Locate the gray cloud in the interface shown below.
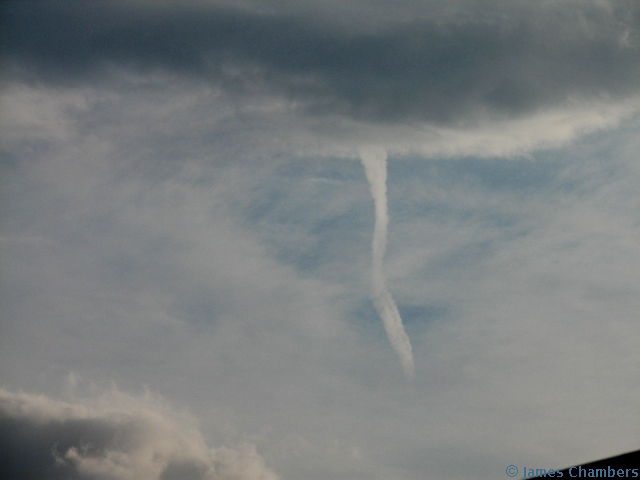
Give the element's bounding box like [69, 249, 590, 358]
[0, 388, 279, 480]
[2, 1, 639, 126]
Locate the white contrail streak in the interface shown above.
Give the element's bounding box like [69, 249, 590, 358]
[359, 146, 415, 380]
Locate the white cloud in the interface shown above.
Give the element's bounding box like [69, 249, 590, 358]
[2, 73, 640, 480]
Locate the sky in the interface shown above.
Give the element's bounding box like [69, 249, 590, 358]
[1, 1, 639, 479]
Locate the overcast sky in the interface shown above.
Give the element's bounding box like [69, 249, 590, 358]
[1, 1, 640, 479]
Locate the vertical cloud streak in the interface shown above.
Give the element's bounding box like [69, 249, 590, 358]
[360, 147, 415, 380]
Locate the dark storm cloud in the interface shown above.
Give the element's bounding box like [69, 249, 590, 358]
[2, 1, 639, 125]
[0, 389, 279, 480]
[0, 410, 114, 480]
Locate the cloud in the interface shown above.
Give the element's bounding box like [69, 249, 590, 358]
[0, 387, 279, 480]
[3, 1, 639, 129]
[2, 0, 639, 165]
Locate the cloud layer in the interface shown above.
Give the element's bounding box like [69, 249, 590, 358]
[3, 1, 640, 129]
[3, 0, 639, 165]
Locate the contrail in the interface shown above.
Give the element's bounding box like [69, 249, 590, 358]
[359, 146, 415, 379]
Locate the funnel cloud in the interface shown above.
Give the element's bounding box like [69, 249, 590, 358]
[360, 147, 415, 379]
[2, 1, 640, 478]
